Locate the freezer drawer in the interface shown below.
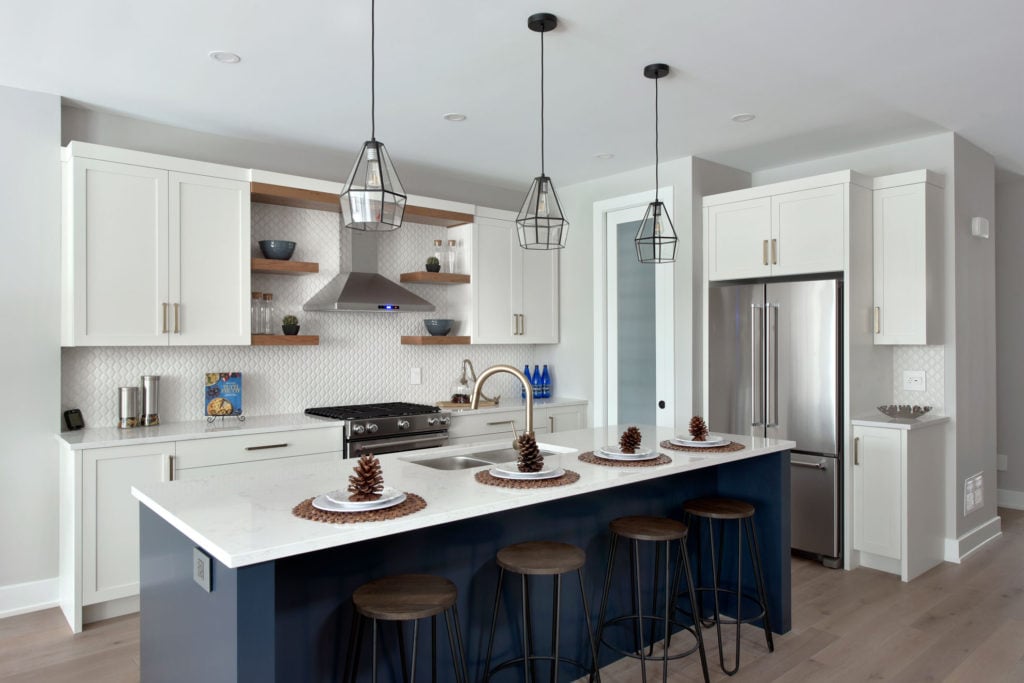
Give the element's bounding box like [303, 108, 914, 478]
[790, 452, 839, 559]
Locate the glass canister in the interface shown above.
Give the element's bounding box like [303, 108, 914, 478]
[262, 293, 275, 334]
[447, 239, 458, 274]
[432, 239, 445, 272]
[251, 291, 263, 334]
[141, 375, 160, 426]
[118, 386, 140, 429]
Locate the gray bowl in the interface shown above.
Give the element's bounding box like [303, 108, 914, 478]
[258, 240, 296, 260]
[424, 319, 454, 336]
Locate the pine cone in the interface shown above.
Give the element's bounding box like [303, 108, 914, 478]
[689, 416, 709, 441]
[517, 432, 544, 473]
[619, 426, 643, 454]
[347, 454, 385, 501]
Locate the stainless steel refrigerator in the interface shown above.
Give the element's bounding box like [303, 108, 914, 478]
[708, 277, 842, 566]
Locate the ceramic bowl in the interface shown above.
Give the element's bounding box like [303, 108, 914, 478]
[258, 240, 296, 260]
[424, 319, 454, 336]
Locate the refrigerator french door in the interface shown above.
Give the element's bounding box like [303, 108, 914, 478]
[708, 277, 842, 564]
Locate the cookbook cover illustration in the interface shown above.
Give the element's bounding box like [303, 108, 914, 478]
[205, 372, 243, 416]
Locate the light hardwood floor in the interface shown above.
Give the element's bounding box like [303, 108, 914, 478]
[2, 509, 1022, 682]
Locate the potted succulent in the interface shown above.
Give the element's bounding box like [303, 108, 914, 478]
[281, 315, 300, 335]
[425, 256, 441, 273]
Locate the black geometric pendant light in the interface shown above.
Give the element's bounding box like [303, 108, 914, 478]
[340, 0, 407, 231]
[635, 63, 678, 264]
[515, 13, 568, 250]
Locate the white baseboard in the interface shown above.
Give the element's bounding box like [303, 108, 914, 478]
[997, 488, 1024, 510]
[943, 515, 1002, 563]
[0, 578, 59, 620]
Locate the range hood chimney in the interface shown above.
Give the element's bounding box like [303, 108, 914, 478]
[303, 230, 435, 312]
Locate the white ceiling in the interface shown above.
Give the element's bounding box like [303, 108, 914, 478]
[3, 0, 1023, 191]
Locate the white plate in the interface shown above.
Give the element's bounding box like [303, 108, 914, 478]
[593, 450, 661, 462]
[489, 464, 566, 480]
[320, 486, 405, 510]
[671, 434, 728, 448]
[599, 445, 655, 458]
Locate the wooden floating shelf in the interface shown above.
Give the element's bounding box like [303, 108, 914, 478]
[250, 182, 474, 227]
[400, 335, 471, 345]
[251, 335, 320, 346]
[251, 258, 319, 275]
[399, 272, 470, 284]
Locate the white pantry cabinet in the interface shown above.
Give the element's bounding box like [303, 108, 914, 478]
[851, 419, 946, 582]
[61, 143, 251, 346]
[465, 208, 559, 344]
[871, 171, 944, 345]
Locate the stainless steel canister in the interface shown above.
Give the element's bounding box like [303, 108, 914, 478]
[118, 386, 140, 429]
[141, 375, 160, 426]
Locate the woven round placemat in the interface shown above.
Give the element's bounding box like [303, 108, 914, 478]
[578, 451, 672, 467]
[659, 440, 745, 454]
[474, 470, 580, 489]
[292, 493, 426, 524]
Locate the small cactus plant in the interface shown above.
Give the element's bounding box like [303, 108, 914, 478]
[282, 315, 298, 326]
[425, 256, 441, 272]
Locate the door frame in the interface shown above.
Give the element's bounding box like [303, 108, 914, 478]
[592, 188, 675, 428]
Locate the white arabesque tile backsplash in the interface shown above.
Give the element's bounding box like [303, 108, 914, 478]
[61, 204, 535, 427]
[892, 345, 944, 411]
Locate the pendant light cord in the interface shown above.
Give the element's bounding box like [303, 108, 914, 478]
[370, 0, 376, 141]
[540, 28, 546, 177]
[654, 75, 659, 202]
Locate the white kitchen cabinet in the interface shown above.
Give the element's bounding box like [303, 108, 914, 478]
[468, 209, 559, 344]
[61, 144, 250, 346]
[706, 197, 772, 280]
[770, 184, 846, 277]
[447, 401, 586, 445]
[851, 419, 946, 581]
[872, 171, 944, 345]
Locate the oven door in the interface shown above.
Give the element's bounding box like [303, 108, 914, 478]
[346, 432, 449, 459]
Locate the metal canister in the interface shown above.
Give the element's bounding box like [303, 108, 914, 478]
[141, 375, 160, 426]
[118, 386, 140, 429]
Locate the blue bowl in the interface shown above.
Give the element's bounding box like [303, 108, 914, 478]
[424, 319, 454, 336]
[258, 240, 296, 260]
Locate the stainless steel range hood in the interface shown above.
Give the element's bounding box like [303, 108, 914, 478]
[303, 229, 435, 312]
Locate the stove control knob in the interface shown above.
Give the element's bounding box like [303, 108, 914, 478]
[439, 416, 451, 426]
[366, 423, 379, 434]
[397, 420, 410, 430]
[351, 424, 365, 435]
[427, 417, 439, 426]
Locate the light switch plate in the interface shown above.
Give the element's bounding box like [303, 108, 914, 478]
[410, 368, 422, 385]
[193, 547, 211, 592]
[903, 370, 926, 392]
[964, 472, 984, 515]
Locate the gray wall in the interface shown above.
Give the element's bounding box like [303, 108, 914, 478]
[0, 86, 61, 599]
[996, 179, 1024, 494]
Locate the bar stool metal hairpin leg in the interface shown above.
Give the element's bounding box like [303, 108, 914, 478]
[594, 516, 709, 683]
[343, 573, 469, 683]
[682, 497, 773, 676]
[482, 541, 600, 683]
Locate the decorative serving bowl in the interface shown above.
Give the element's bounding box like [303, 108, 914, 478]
[424, 319, 454, 336]
[258, 240, 296, 260]
[877, 404, 932, 419]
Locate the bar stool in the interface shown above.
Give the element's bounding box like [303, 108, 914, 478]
[344, 574, 469, 683]
[595, 516, 709, 683]
[682, 497, 773, 675]
[483, 541, 600, 682]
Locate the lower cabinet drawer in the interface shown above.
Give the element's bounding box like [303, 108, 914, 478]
[174, 427, 344, 470]
[174, 451, 340, 480]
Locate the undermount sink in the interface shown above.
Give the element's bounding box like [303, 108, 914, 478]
[406, 445, 569, 471]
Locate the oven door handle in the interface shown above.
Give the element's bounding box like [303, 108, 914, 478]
[347, 433, 449, 457]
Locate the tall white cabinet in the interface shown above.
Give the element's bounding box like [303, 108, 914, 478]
[61, 143, 251, 346]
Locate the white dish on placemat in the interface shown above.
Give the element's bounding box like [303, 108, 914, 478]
[319, 487, 406, 511]
[599, 445, 655, 458]
[489, 464, 566, 480]
[671, 434, 728, 448]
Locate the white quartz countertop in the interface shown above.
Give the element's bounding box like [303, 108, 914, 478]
[132, 425, 794, 569]
[851, 413, 950, 430]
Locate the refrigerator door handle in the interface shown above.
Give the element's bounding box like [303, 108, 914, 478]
[766, 303, 779, 427]
[751, 303, 763, 426]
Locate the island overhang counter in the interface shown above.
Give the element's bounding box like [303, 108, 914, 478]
[133, 425, 793, 682]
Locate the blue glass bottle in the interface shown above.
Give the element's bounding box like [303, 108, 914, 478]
[541, 364, 551, 399]
[532, 365, 541, 399]
[522, 364, 531, 400]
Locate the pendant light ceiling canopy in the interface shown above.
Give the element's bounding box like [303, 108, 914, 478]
[341, 0, 407, 232]
[635, 63, 678, 264]
[516, 12, 568, 251]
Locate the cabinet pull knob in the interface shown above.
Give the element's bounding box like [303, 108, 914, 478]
[854, 436, 860, 465]
[245, 443, 289, 451]
[771, 238, 778, 265]
[173, 303, 180, 334]
[162, 303, 169, 334]
[874, 306, 880, 334]
[762, 240, 769, 266]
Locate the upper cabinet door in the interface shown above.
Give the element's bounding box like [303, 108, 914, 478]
[519, 244, 559, 343]
[473, 217, 516, 343]
[170, 172, 251, 345]
[69, 158, 169, 346]
[707, 197, 772, 281]
[771, 184, 845, 276]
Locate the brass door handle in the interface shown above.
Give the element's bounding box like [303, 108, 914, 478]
[762, 240, 769, 266]
[162, 303, 169, 334]
[771, 238, 778, 265]
[173, 303, 180, 334]
[854, 437, 860, 465]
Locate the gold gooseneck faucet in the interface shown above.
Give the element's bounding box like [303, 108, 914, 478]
[470, 364, 534, 436]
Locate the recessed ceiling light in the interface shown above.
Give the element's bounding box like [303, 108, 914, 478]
[594, 152, 615, 160]
[208, 51, 241, 64]
[443, 113, 467, 122]
[731, 113, 756, 123]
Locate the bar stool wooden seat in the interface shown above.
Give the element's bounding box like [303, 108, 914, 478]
[344, 574, 468, 682]
[683, 497, 773, 675]
[483, 541, 600, 682]
[595, 516, 709, 683]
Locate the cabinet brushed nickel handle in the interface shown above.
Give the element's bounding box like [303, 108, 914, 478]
[245, 443, 288, 451]
[874, 306, 880, 334]
[549, 415, 554, 432]
[173, 303, 180, 334]
[167, 454, 176, 482]
[520, 314, 525, 336]
[512, 314, 518, 336]
[791, 460, 826, 470]
[762, 240, 768, 266]
[162, 303, 169, 334]
[487, 420, 515, 426]
[771, 238, 778, 265]
[854, 436, 860, 465]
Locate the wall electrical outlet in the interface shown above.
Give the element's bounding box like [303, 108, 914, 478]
[409, 368, 422, 385]
[193, 547, 212, 592]
[998, 454, 1008, 472]
[964, 472, 984, 515]
[902, 370, 926, 392]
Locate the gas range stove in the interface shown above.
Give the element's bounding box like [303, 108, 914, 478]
[305, 402, 451, 458]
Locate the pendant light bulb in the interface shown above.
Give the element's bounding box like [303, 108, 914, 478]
[635, 63, 678, 264]
[515, 13, 569, 250]
[340, 0, 407, 232]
